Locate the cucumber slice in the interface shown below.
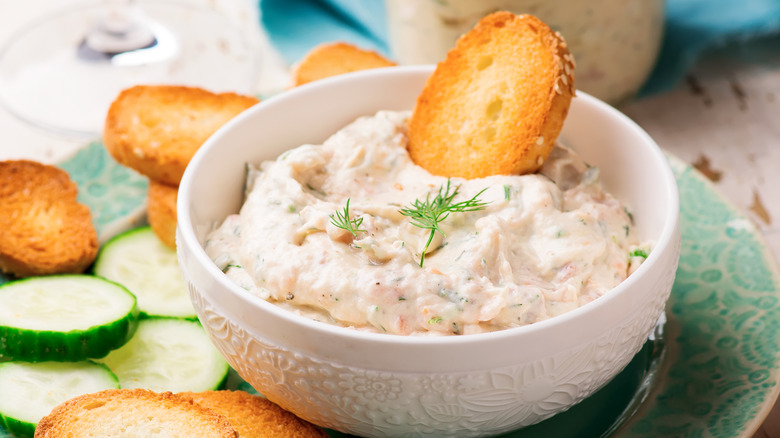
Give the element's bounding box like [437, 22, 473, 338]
[0, 361, 119, 438]
[95, 318, 229, 392]
[0, 275, 139, 362]
[94, 226, 197, 319]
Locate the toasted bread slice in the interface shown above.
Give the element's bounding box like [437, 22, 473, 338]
[178, 390, 328, 438]
[147, 180, 178, 249]
[0, 160, 98, 277]
[291, 42, 396, 87]
[34, 389, 237, 437]
[103, 85, 259, 186]
[407, 12, 575, 178]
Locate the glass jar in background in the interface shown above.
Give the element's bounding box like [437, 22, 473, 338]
[385, 0, 664, 105]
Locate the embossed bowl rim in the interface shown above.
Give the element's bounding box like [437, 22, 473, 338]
[177, 65, 680, 373]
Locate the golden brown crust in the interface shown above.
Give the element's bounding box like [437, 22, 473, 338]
[291, 42, 397, 87]
[103, 85, 259, 186]
[147, 180, 178, 249]
[0, 160, 98, 277]
[407, 12, 576, 179]
[178, 390, 328, 438]
[34, 389, 237, 437]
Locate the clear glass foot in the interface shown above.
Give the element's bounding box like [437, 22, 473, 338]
[0, 0, 260, 140]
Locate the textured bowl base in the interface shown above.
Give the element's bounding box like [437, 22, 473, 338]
[223, 329, 665, 438]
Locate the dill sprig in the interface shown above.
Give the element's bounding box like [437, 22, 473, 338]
[330, 198, 366, 237]
[399, 179, 488, 267]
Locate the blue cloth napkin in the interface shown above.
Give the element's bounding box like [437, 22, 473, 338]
[260, 0, 389, 62]
[259, 0, 780, 96]
[642, 0, 780, 95]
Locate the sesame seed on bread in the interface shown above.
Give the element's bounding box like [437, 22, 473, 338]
[147, 180, 178, 249]
[177, 390, 328, 438]
[407, 12, 576, 179]
[34, 389, 237, 438]
[291, 42, 397, 87]
[103, 85, 259, 186]
[0, 160, 98, 277]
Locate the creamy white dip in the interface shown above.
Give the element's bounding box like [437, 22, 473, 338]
[385, 0, 664, 105]
[205, 111, 648, 336]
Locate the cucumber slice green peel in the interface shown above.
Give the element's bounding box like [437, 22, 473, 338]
[0, 361, 119, 438]
[0, 275, 139, 362]
[93, 226, 197, 319]
[95, 318, 229, 392]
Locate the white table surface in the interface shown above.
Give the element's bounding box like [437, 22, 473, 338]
[2, 0, 780, 436]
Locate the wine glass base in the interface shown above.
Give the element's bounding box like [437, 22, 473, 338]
[0, 1, 260, 140]
[76, 37, 159, 63]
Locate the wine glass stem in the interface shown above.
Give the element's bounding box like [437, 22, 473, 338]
[83, 0, 155, 56]
[103, 0, 138, 34]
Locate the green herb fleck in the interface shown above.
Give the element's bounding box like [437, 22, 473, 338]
[398, 297, 407, 301]
[624, 225, 630, 236]
[330, 198, 366, 237]
[428, 316, 443, 324]
[288, 205, 297, 213]
[306, 183, 327, 197]
[630, 249, 649, 258]
[503, 184, 511, 201]
[624, 207, 634, 224]
[399, 179, 488, 267]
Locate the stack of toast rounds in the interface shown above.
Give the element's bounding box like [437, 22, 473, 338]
[103, 86, 260, 249]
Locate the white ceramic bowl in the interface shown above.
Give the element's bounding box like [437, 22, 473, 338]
[177, 66, 680, 437]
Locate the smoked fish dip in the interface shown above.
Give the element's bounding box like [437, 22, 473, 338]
[205, 111, 649, 336]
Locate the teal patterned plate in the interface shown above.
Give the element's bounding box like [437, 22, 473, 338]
[0, 152, 779, 437]
[615, 155, 780, 438]
[57, 141, 149, 242]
